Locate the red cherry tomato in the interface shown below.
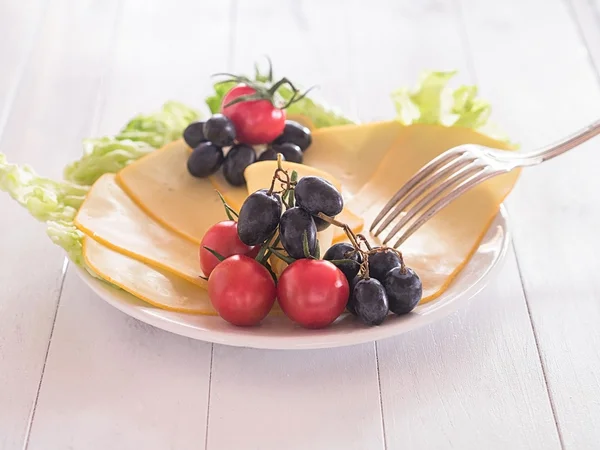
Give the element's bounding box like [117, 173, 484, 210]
[222, 84, 286, 145]
[199, 221, 258, 276]
[208, 255, 276, 326]
[277, 259, 349, 329]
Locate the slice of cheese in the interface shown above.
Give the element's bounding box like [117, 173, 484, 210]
[117, 140, 227, 245]
[83, 237, 216, 315]
[332, 208, 364, 243]
[304, 121, 405, 194]
[286, 113, 315, 131]
[347, 124, 519, 303]
[117, 139, 362, 246]
[208, 170, 248, 212]
[75, 174, 206, 288]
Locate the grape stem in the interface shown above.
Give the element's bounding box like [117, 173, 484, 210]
[267, 154, 295, 196]
[316, 213, 406, 276]
[266, 164, 407, 276]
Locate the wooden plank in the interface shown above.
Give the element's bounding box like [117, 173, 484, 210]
[349, 0, 473, 121]
[206, 2, 385, 449]
[459, 0, 600, 447]
[26, 271, 213, 450]
[95, 0, 233, 134]
[25, 0, 231, 447]
[0, 0, 47, 133]
[566, 0, 600, 77]
[350, 0, 561, 448]
[379, 251, 560, 449]
[207, 344, 384, 450]
[0, 0, 121, 448]
[229, 0, 358, 120]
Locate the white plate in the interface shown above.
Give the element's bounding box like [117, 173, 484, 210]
[74, 206, 510, 350]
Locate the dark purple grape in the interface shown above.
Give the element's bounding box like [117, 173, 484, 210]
[186, 142, 224, 178]
[183, 121, 206, 148]
[223, 144, 256, 186]
[272, 120, 312, 151]
[312, 217, 330, 231]
[203, 114, 236, 147]
[352, 278, 389, 326]
[237, 189, 282, 246]
[368, 249, 401, 282]
[383, 267, 422, 315]
[323, 243, 362, 283]
[270, 143, 303, 163]
[295, 176, 343, 220]
[346, 277, 360, 315]
[258, 148, 282, 161]
[279, 207, 317, 259]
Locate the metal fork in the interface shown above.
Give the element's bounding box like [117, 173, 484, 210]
[371, 119, 600, 248]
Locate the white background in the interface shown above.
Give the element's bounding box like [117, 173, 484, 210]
[2, 0, 600, 448]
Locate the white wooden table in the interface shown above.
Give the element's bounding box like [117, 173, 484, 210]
[2, 0, 600, 448]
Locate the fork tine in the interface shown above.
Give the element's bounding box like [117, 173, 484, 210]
[369, 148, 467, 231]
[390, 168, 500, 248]
[381, 163, 487, 245]
[372, 153, 477, 236]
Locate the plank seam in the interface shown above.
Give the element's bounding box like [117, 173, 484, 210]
[0, 0, 51, 148]
[88, 0, 126, 137]
[564, 0, 600, 83]
[22, 259, 69, 450]
[227, 0, 239, 72]
[204, 344, 215, 450]
[374, 342, 388, 450]
[511, 240, 566, 450]
[452, 0, 479, 84]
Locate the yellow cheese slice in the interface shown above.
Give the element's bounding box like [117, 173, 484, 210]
[208, 170, 248, 212]
[118, 139, 362, 243]
[347, 124, 519, 303]
[75, 174, 206, 288]
[117, 140, 226, 245]
[332, 208, 364, 243]
[286, 113, 315, 131]
[304, 121, 405, 194]
[83, 237, 216, 315]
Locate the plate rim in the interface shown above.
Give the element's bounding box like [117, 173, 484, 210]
[73, 206, 511, 350]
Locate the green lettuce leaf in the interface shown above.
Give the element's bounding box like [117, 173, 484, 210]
[46, 221, 86, 267]
[63, 101, 201, 185]
[0, 154, 88, 222]
[64, 138, 153, 186]
[1, 101, 200, 268]
[451, 85, 491, 128]
[206, 81, 236, 114]
[0, 154, 88, 265]
[117, 100, 201, 147]
[391, 71, 512, 144]
[278, 86, 354, 128]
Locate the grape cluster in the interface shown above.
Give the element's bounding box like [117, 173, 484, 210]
[237, 167, 343, 263]
[324, 243, 423, 326]
[184, 116, 312, 187]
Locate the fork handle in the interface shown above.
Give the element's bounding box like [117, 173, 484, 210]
[520, 118, 600, 166]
